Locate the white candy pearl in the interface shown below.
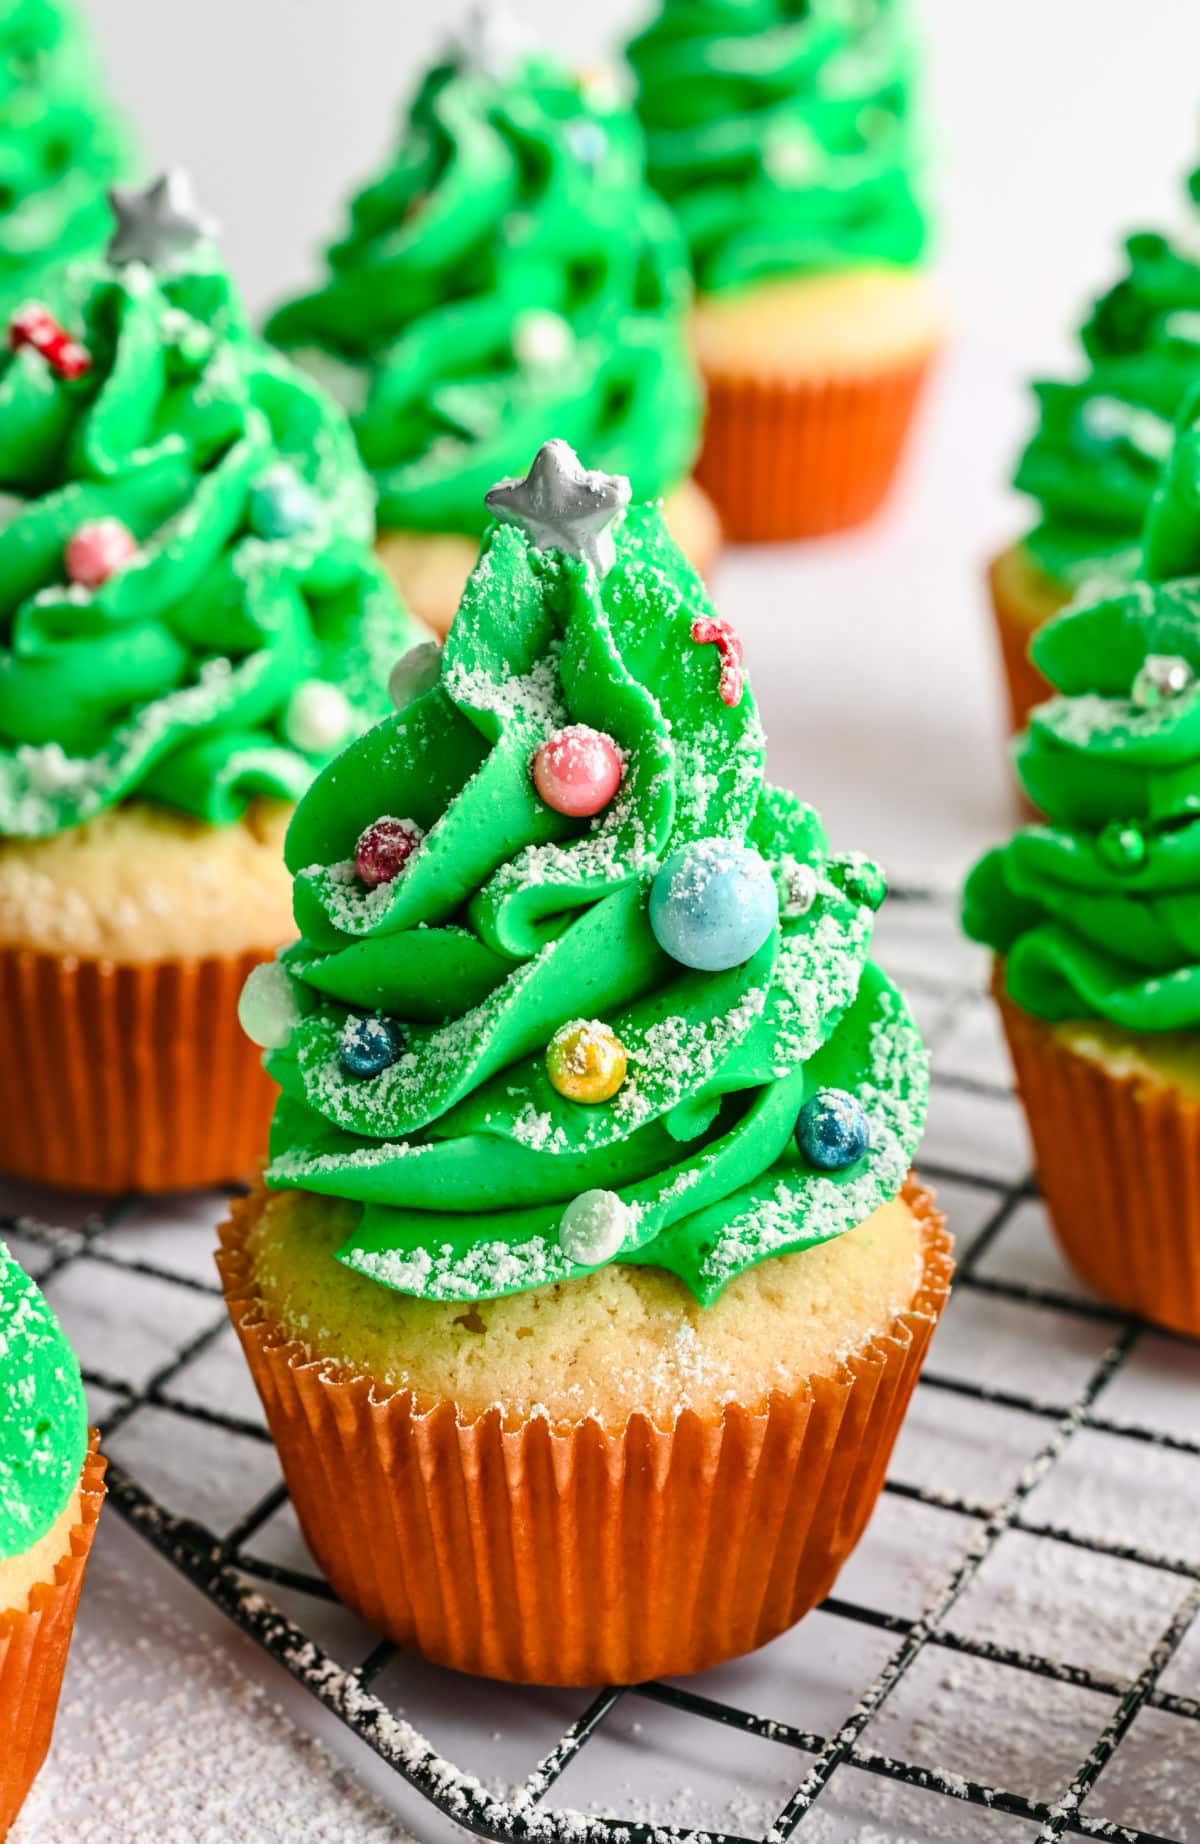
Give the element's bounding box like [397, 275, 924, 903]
[559, 1189, 630, 1267]
[388, 640, 442, 710]
[512, 309, 574, 370]
[284, 679, 353, 754]
[239, 961, 300, 1050]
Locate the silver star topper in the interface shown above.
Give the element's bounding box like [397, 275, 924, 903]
[444, 1, 534, 83]
[485, 440, 631, 576]
[107, 170, 219, 272]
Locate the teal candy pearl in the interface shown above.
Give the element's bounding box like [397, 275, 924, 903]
[796, 1089, 871, 1172]
[339, 1015, 405, 1079]
[249, 465, 320, 540]
[649, 839, 778, 972]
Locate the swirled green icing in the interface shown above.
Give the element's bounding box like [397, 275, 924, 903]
[0, 1239, 86, 1560]
[0, 0, 130, 315]
[260, 492, 928, 1307]
[626, 0, 928, 297]
[264, 49, 701, 535]
[1014, 165, 1200, 589]
[0, 250, 422, 838]
[964, 563, 1200, 1029]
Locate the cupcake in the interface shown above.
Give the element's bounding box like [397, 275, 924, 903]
[964, 430, 1200, 1333]
[0, 0, 131, 316]
[0, 172, 423, 1193]
[627, 0, 942, 541]
[221, 438, 951, 1687]
[1, 1242, 103, 1837]
[265, 12, 718, 638]
[991, 156, 1200, 735]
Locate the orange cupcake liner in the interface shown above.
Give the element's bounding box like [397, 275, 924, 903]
[694, 351, 937, 542]
[0, 943, 278, 1194]
[995, 971, 1200, 1336]
[987, 545, 1069, 738]
[217, 1180, 952, 1686]
[0, 1436, 105, 1839]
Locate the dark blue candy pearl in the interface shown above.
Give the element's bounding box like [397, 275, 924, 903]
[795, 1089, 871, 1171]
[339, 1015, 405, 1079]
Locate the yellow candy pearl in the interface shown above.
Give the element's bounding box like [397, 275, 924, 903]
[547, 1019, 628, 1104]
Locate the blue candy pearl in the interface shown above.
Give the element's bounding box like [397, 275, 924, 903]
[339, 1015, 405, 1079]
[249, 466, 319, 540]
[649, 839, 778, 972]
[795, 1089, 871, 1171]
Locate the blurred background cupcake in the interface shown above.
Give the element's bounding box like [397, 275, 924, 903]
[266, 8, 718, 639]
[990, 144, 1200, 737]
[627, 0, 944, 541]
[0, 172, 422, 1194]
[965, 392, 1200, 1335]
[223, 442, 950, 1686]
[0, 0, 131, 318]
[0, 1242, 103, 1838]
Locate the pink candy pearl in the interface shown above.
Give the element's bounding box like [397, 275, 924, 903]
[354, 816, 423, 889]
[532, 725, 622, 818]
[66, 518, 138, 588]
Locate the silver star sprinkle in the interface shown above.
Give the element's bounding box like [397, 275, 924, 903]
[444, 1, 534, 83]
[107, 170, 219, 272]
[485, 439, 631, 576]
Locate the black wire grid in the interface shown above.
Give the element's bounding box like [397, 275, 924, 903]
[7, 892, 1200, 1843]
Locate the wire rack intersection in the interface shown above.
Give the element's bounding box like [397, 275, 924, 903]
[8, 891, 1200, 1844]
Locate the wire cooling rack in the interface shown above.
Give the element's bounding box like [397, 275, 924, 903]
[6, 891, 1200, 1844]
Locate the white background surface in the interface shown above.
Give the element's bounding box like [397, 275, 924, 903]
[14, 3, 1200, 1838]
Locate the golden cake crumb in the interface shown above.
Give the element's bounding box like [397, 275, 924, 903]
[691, 265, 946, 380]
[0, 799, 295, 962]
[0, 1490, 81, 1617]
[244, 1186, 924, 1427]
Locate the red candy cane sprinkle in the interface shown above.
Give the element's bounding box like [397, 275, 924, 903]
[9, 303, 92, 380]
[690, 616, 744, 707]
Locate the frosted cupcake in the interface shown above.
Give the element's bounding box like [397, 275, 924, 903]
[1, 1243, 103, 1837]
[222, 439, 951, 1686]
[0, 173, 422, 1192]
[628, 0, 943, 539]
[965, 410, 1200, 1334]
[991, 155, 1200, 734]
[0, 0, 131, 317]
[265, 10, 718, 637]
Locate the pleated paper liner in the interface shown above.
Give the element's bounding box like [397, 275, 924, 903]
[0, 943, 278, 1194]
[0, 1436, 105, 1840]
[218, 1180, 952, 1687]
[694, 351, 937, 542]
[987, 544, 1069, 738]
[995, 971, 1200, 1337]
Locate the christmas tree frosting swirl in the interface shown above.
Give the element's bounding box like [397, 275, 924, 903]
[250, 440, 928, 1306]
[0, 1238, 86, 1559]
[1014, 166, 1200, 587]
[627, 0, 928, 296]
[0, 172, 421, 839]
[264, 18, 700, 535]
[0, 0, 130, 313]
[965, 402, 1200, 1029]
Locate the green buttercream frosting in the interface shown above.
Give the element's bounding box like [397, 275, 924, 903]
[0, 1240, 86, 1561]
[0, 244, 422, 838]
[963, 562, 1200, 1029]
[260, 464, 928, 1307]
[1014, 164, 1200, 589]
[626, 0, 928, 296]
[264, 48, 701, 535]
[0, 0, 130, 315]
